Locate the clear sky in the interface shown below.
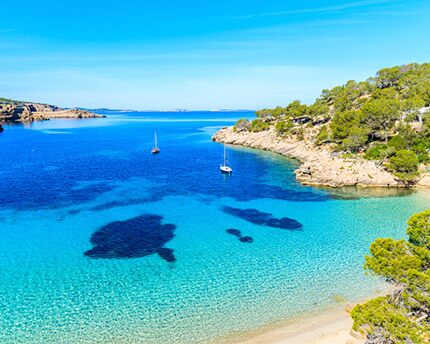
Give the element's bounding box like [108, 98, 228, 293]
[0, 0, 429, 110]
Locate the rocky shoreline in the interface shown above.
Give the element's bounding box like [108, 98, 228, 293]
[0, 100, 104, 123]
[213, 127, 430, 188]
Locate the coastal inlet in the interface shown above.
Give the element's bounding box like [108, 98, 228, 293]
[1, 111, 430, 344]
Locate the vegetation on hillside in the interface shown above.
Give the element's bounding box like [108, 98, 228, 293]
[0, 97, 18, 104]
[0, 97, 31, 105]
[351, 209, 430, 343]
[235, 63, 430, 185]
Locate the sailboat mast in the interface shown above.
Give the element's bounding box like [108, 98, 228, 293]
[223, 144, 227, 165]
[154, 131, 158, 148]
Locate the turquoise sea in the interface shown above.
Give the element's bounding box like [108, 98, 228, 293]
[1, 111, 429, 343]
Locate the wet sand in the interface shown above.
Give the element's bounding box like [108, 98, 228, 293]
[217, 306, 365, 344]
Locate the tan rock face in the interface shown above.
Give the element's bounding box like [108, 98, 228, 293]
[212, 127, 430, 188]
[417, 174, 430, 186]
[0, 102, 103, 123]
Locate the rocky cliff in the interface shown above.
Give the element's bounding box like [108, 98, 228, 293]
[0, 99, 104, 123]
[213, 126, 430, 188]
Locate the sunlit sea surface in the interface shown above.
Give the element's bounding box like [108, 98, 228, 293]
[1, 111, 429, 343]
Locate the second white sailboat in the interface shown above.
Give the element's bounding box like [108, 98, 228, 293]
[220, 144, 232, 174]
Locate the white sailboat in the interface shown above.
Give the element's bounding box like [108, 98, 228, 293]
[151, 131, 160, 154]
[220, 144, 232, 174]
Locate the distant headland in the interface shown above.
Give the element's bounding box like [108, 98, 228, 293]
[0, 97, 104, 123]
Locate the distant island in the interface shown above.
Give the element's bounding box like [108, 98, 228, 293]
[0, 97, 104, 124]
[213, 63, 430, 188]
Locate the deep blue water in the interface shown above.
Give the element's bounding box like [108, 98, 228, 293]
[0, 111, 429, 343]
[0, 111, 328, 211]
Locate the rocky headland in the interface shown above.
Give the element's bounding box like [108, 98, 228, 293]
[213, 126, 430, 188]
[214, 63, 430, 189]
[0, 98, 104, 123]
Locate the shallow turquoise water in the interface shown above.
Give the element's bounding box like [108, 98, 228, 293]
[0, 112, 429, 343]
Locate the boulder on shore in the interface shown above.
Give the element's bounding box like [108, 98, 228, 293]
[234, 119, 251, 132]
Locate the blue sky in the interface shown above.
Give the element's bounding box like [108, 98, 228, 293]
[0, 0, 429, 110]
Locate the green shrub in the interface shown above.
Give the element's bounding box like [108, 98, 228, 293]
[423, 113, 430, 136]
[361, 98, 401, 132]
[250, 119, 270, 132]
[387, 135, 408, 151]
[352, 209, 430, 343]
[387, 150, 419, 185]
[342, 126, 369, 153]
[295, 127, 305, 140]
[364, 143, 389, 160]
[315, 125, 329, 145]
[352, 296, 426, 343]
[411, 142, 430, 163]
[274, 120, 293, 136]
[407, 209, 430, 249]
[306, 102, 329, 118]
[330, 110, 361, 140]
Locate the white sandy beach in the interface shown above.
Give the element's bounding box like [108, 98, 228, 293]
[234, 307, 364, 344]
